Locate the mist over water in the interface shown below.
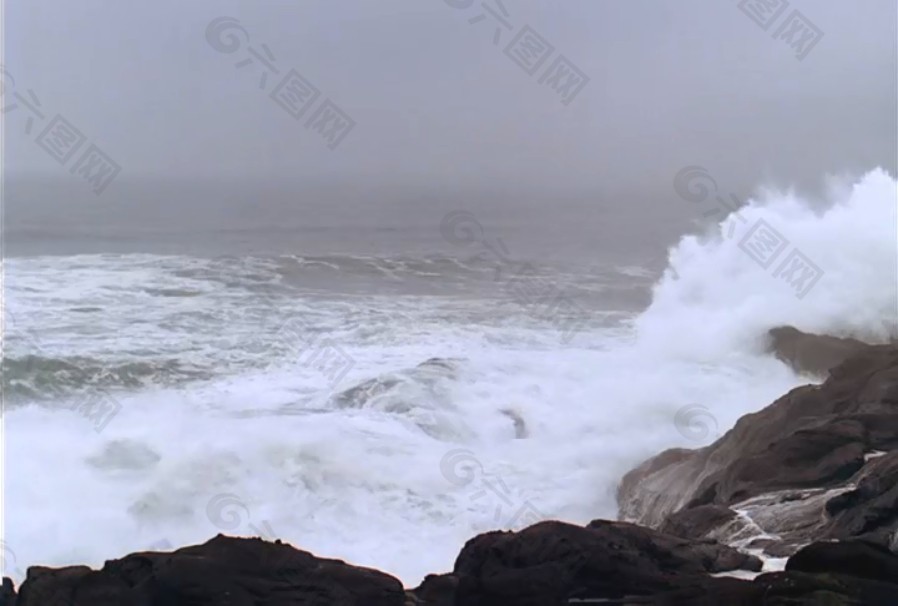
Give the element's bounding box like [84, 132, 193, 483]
[3, 0, 897, 591]
[4, 169, 895, 586]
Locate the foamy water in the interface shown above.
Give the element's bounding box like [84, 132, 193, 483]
[3, 169, 896, 586]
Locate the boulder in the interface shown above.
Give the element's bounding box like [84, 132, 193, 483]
[448, 519, 898, 605]
[751, 569, 898, 606]
[787, 540, 898, 585]
[14, 535, 405, 606]
[451, 519, 761, 605]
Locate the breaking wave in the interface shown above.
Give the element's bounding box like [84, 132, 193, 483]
[3, 168, 895, 589]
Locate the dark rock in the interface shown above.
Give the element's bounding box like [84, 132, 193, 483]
[15, 535, 405, 606]
[822, 451, 898, 548]
[659, 505, 738, 541]
[583, 519, 763, 574]
[451, 519, 761, 605]
[416, 357, 464, 373]
[745, 539, 795, 558]
[0, 577, 16, 606]
[409, 573, 457, 605]
[330, 357, 462, 412]
[9, 513, 898, 606]
[616, 448, 695, 529]
[17, 566, 93, 606]
[752, 570, 898, 606]
[500, 409, 528, 438]
[787, 540, 898, 585]
[618, 344, 898, 560]
[448, 519, 898, 604]
[767, 326, 872, 376]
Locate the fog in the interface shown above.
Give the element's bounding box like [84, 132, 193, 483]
[4, 0, 897, 256]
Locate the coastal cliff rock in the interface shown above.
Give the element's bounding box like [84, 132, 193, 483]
[618, 340, 898, 561]
[425, 520, 898, 605]
[449, 519, 761, 604]
[4, 505, 898, 604]
[767, 325, 873, 376]
[12, 535, 405, 606]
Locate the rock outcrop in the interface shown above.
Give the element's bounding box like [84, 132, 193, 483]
[450, 519, 761, 604]
[413, 520, 898, 605]
[7, 526, 898, 605]
[11, 535, 406, 606]
[618, 341, 898, 561]
[766, 325, 877, 376]
[787, 540, 898, 585]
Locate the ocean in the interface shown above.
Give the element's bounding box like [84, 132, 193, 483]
[2, 168, 896, 586]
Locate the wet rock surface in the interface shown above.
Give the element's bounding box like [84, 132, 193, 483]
[618, 342, 898, 562]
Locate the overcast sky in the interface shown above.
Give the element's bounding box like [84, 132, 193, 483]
[4, 0, 897, 201]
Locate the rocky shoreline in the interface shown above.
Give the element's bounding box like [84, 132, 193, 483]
[4, 328, 897, 605]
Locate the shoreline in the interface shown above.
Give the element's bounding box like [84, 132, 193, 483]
[5, 327, 898, 605]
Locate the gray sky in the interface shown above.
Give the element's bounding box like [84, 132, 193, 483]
[3, 0, 897, 255]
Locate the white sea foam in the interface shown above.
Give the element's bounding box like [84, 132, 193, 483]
[4, 169, 895, 587]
